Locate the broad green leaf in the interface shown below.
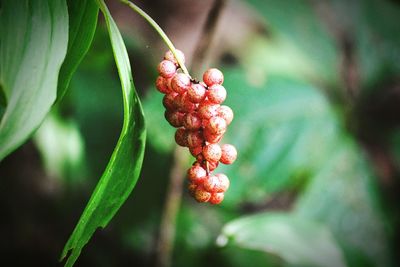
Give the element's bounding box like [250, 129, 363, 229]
[220, 212, 346, 267]
[57, 0, 99, 100]
[0, 0, 69, 160]
[61, 0, 146, 266]
[295, 139, 390, 267]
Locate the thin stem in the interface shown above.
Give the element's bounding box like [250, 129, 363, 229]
[119, 0, 190, 77]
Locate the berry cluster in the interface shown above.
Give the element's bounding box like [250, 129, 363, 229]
[156, 50, 237, 205]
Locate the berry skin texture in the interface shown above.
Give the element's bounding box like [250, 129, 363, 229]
[220, 144, 237, 164]
[203, 175, 220, 192]
[187, 164, 207, 184]
[217, 105, 234, 125]
[200, 160, 219, 172]
[163, 92, 178, 111]
[198, 101, 219, 119]
[188, 182, 197, 196]
[187, 131, 204, 148]
[164, 49, 185, 66]
[155, 76, 170, 94]
[203, 143, 222, 163]
[175, 128, 188, 147]
[189, 146, 203, 157]
[158, 60, 177, 78]
[216, 173, 230, 192]
[164, 110, 184, 128]
[188, 83, 206, 103]
[171, 73, 191, 94]
[209, 192, 224, 205]
[183, 112, 202, 131]
[203, 129, 223, 143]
[206, 116, 227, 135]
[203, 68, 224, 86]
[194, 186, 211, 202]
[207, 84, 227, 104]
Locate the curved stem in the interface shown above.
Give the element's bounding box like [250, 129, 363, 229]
[119, 0, 191, 77]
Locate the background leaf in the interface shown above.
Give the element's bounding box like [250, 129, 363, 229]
[0, 0, 69, 161]
[220, 212, 346, 267]
[61, 0, 146, 266]
[57, 0, 99, 100]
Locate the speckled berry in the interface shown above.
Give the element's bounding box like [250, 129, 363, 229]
[203, 128, 223, 143]
[158, 60, 177, 78]
[194, 185, 211, 202]
[174, 93, 196, 113]
[209, 192, 224, 204]
[205, 116, 227, 135]
[155, 76, 170, 94]
[163, 92, 178, 110]
[201, 160, 219, 172]
[188, 182, 197, 196]
[203, 175, 220, 193]
[175, 128, 188, 147]
[187, 83, 206, 103]
[198, 101, 219, 119]
[187, 164, 207, 184]
[217, 105, 234, 125]
[207, 84, 226, 104]
[164, 49, 185, 66]
[171, 73, 191, 94]
[187, 131, 204, 148]
[203, 68, 224, 86]
[203, 143, 222, 163]
[220, 144, 237, 164]
[216, 173, 230, 192]
[183, 112, 202, 130]
[164, 110, 184, 128]
[189, 146, 203, 157]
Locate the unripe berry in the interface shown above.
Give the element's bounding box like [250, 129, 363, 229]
[158, 60, 177, 78]
[155, 76, 170, 94]
[205, 116, 227, 135]
[217, 105, 234, 125]
[175, 128, 188, 147]
[194, 185, 211, 202]
[187, 131, 204, 148]
[187, 164, 207, 184]
[215, 173, 230, 192]
[198, 101, 219, 119]
[207, 84, 227, 104]
[164, 110, 184, 128]
[203, 68, 224, 86]
[203, 128, 223, 143]
[203, 175, 220, 193]
[187, 83, 206, 103]
[220, 144, 237, 164]
[203, 143, 222, 162]
[171, 73, 191, 94]
[164, 49, 185, 66]
[163, 92, 178, 110]
[209, 192, 224, 205]
[183, 112, 202, 130]
[189, 146, 203, 157]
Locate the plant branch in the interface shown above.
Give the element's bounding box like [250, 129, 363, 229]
[119, 0, 190, 77]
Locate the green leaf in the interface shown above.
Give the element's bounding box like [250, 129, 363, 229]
[60, 0, 146, 266]
[220, 212, 346, 267]
[295, 139, 390, 267]
[0, 0, 69, 160]
[57, 0, 99, 100]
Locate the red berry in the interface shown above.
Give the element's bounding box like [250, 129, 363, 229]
[215, 173, 230, 192]
[198, 101, 219, 119]
[163, 92, 178, 110]
[220, 144, 237, 164]
[207, 84, 226, 104]
[194, 185, 211, 202]
[209, 192, 224, 204]
[200, 160, 219, 171]
[188, 182, 197, 196]
[155, 76, 170, 94]
[158, 60, 177, 78]
[187, 164, 207, 184]
[205, 116, 227, 135]
[164, 110, 184, 127]
[174, 93, 196, 113]
[175, 128, 188, 147]
[187, 83, 206, 103]
[164, 49, 185, 66]
[203, 128, 223, 143]
[203, 175, 220, 192]
[171, 73, 191, 94]
[203, 68, 224, 86]
[203, 143, 222, 162]
[217, 105, 234, 125]
[183, 112, 202, 130]
[187, 131, 204, 148]
[189, 145, 203, 157]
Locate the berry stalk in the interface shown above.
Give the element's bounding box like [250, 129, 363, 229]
[119, 0, 191, 77]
